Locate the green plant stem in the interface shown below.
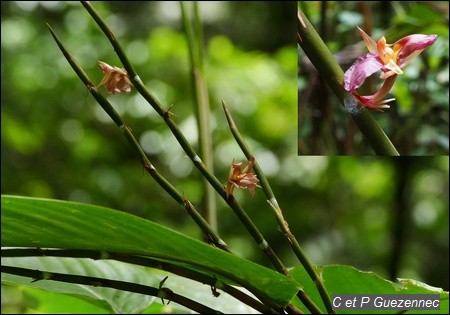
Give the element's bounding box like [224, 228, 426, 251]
[180, 1, 217, 232]
[47, 23, 229, 254]
[80, 1, 292, 281]
[1, 265, 222, 314]
[2, 248, 278, 314]
[297, 9, 399, 156]
[222, 100, 331, 314]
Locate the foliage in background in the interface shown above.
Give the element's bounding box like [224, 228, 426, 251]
[298, 1, 449, 155]
[1, 1, 449, 313]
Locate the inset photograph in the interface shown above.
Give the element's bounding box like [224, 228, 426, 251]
[298, 2, 449, 155]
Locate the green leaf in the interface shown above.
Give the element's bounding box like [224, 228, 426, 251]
[18, 285, 110, 314]
[1, 195, 300, 309]
[291, 265, 449, 314]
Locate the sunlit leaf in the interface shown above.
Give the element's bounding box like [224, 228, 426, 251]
[291, 265, 449, 314]
[1, 195, 300, 310]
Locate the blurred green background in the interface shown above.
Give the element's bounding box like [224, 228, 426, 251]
[1, 1, 448, 313]
[298, 1, 449, 155]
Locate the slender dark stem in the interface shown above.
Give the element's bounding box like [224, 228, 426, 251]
[222, 100, 329, 314]
[286, 304, 305, 314]
[46, 23, 229, 253]
[2, 248, 278, 314]
[1, 265, 222, 314]
[80, 0, 290, 278]
[297, 290, 323, 314]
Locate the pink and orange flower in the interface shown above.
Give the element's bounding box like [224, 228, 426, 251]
[226, 156, 260, 199]
[344, 27, 437, 109]
[98, 61, 132, 94]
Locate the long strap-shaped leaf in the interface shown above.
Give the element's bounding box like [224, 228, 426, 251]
[1, 195, 300, 309]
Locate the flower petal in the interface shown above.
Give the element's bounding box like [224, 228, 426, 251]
[358, 27, 377, 53]
[395, 34, 437, 66]
[98, 61, 114, 73]
[382, 59, 403, 77]
[354, 74, 397, 109]
[344, 53, 384, 91]
[356, 94, 394, 109]
[376, 36, 392, 64]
